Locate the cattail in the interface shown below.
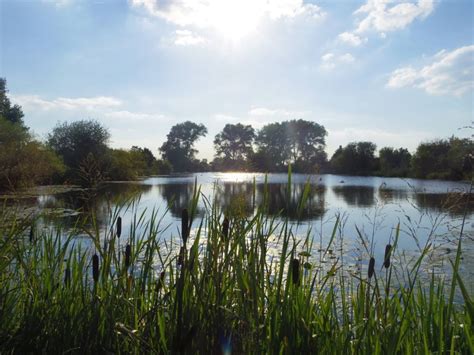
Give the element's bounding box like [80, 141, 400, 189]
[116, 216, 122, 238]
[222, 217, 229, 240]
[92, 254, 99, 283]
[384, 244, 392, 269]
[177, 246, 185, 267]
[181, 209, 189, 245]
[156, 271, 165, 293]
[124, 244, 131, 269]
[64, 267, 71, 286]
[29, 225, 34, 243]
[291, 258, 300, 286]
[368, 257, 375, 279]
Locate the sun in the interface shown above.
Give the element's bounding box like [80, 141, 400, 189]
[205, 0, 264, 41]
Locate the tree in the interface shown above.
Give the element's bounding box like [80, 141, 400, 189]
[0, 78, 25, 127]
[330, 142, 377, 175]
[379, 147, 411, 177]
[159, 121, 207, 172]
[411, 137, 473, 180]
[213, 123, 255, 171]
[254, 119, 327, 172]
[48, 120, 110, 169]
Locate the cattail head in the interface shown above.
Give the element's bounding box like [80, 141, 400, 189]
[181, 209, 189, 245]
[291, 258, 300, 286]
[29, 225, 34, 243]
[368, 257, 375, 279]
[125, 244, 131, 269]
[156, 271, 165, 293]
[116, 217, 122, 238]
[64, 267, 71, 286]
[222, 217, 229, 240]
[92, 254, 99, 283]
[384, 244, 392, 269]
[177, 246, 185, 267]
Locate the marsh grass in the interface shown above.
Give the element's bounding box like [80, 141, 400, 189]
[0, 173, 472, 354]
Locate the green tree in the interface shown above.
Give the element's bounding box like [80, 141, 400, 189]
[379, 147, 411, 177]
[214, 123, 255, 171]
[330, 142, 377, 175]
[0, 78, 25, 127]
[159, 121, 207, 172]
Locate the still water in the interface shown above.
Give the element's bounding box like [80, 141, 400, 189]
[8, 173, 474, 282]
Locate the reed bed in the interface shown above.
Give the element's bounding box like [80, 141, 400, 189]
[0, 177, 472, 354]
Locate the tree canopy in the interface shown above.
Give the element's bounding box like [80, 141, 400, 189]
[0, 78, 25, 127]
[213, 123, 255, 171]
[160, 121, 207, 172]
[330, 142, 377, 176]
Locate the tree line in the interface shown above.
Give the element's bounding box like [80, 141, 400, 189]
[0, 78, 472, 191]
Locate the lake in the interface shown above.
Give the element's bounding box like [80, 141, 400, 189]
[5, 172, 474, 283]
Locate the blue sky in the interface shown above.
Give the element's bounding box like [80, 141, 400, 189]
[1, 0, 473, 160]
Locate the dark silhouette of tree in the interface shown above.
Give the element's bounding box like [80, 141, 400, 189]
[253, 119, 327, 172]
[330, 142, 377, 175]
[0, 78, 25, 127]
[48, 120, 110, 183]
[213, 123, 255, 170]
[160, 121, 207, 172]
[378, 147, 411, 177]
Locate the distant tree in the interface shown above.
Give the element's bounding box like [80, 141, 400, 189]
[48, 120, 110, 184]
[0, 78, 25, 127]
[254, 119, 327, 172]
[131, 146, 157, 175]
[411, 137, 473, 180]
[330, 141, 377, 175]
[379, 147, 411, 177]
[214, 123, 255, 171]
[159, 121, 207, 172]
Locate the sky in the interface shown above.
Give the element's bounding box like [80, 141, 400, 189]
[1, 0, 473, 160]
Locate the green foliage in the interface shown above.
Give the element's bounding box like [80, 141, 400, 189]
[378, 147, 411, 177]
[0, 78, 25, 127]
[48, 120, 110, 178]
[411, 137, 473, 180]
[0, 180, 472, 353]
[213, 123, 255, 171]
[0, 118, 65, 190]
[253, 119, 327, 172]
[330, 141, 377, 176]
[160, 121, 208, 172]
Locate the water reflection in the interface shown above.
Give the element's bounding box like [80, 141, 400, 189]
[332, 186, 376, 207]
[157, 183, 206, 219]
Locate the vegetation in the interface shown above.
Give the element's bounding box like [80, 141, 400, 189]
[330, 142, 377, 176]
[213, 123, 255, 171]
[0, 176, 472, 353]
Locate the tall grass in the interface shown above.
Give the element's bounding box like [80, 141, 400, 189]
[0, 174, 472, 354]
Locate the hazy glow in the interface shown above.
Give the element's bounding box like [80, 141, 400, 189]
[203, 0, 264, 40]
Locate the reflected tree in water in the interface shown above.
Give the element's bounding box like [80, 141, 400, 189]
[332, 186, 376, 207]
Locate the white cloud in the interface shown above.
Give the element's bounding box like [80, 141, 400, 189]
[104, 110, 165, 122]
[387, 45, 474, 96]
[338, 31, 367, 46]
[42, 0, 72, 6]
[11, 95, 122, 111]
[248, 107, 307, 117]
[129, 0, 325, 29]
[354, 0, 434, 34]
[174, 30, 207, 46]
[320, 52, 355, 70]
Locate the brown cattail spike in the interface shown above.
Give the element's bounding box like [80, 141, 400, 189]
[64, 267, 71, 286]
[116, 217, 122, 238]
[177, 246, 185, 267]
[125, 244, 131, 269]
[92, 254, 99, 283]
[368, 257, 375, 279]
[181, 209, 189, 245]
[222, 217, 229, 240]
[384, 244, 392, 269]
[29, 225, 34, 243]
[291, 258, 300, 286]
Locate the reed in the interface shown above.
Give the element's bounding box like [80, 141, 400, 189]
[0, 172, 471, 354]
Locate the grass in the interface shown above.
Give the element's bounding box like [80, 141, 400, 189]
[0, 174, 472, 354]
